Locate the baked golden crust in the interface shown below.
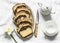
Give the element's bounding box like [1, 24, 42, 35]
[12, 3, 31, 15]
[19, 28, 33, 38]
[17, 25, 32, 32]
[13, 13, 30, 22]
[17, 26, 33, 38]
[14, 18, 33, 27]
[12, 3, 27, 12]
[13, 3, 34, 39]
[15, 7, 31, 15]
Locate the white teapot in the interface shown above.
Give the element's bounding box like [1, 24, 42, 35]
[39, 3, 52, 15]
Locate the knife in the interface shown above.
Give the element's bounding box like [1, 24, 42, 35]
[34, 9, 39, 37]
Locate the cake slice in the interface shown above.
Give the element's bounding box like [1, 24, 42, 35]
[12, 3, 31, 15]
[15, 7, 31, 15]
[12, 3, 27, 13]
[15, 18, 33, 26]
[20, 27, 33, 38]
[13, 12, 30, 22]
[16, 10, 31, 15]
[17, 25, 33, 38]
[17, 23, 32, 32]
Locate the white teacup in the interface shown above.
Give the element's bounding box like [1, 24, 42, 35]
[43, 20, 58, 36]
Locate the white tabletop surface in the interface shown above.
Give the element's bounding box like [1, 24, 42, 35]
[0, 0, 60, 43]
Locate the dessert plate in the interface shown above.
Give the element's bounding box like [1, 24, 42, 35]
[12, 3, 35, 40]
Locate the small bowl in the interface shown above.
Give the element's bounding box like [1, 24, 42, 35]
[43, 20, 58, 36]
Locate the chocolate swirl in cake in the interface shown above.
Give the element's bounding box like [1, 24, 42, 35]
[13, 3, 33, 39]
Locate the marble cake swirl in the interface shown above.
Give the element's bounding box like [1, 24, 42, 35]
[12, 3, 34, 39]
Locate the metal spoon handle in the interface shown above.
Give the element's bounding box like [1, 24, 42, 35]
[10, 34, 17, 43]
